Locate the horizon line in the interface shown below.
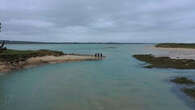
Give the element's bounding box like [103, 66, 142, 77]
[1, 40, 195, 44]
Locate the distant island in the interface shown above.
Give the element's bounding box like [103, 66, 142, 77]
[0, 49, 104, 72]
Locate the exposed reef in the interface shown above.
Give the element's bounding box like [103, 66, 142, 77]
[182, 88, 195, 99]
[133, 54, 195, 69]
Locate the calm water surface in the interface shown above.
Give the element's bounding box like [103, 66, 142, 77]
[0, 44, 194, 110]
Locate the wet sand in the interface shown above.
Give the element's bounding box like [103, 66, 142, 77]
[152, 47, 195, 60]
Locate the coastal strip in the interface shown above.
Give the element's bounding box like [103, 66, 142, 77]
[0, 49, 105, 72]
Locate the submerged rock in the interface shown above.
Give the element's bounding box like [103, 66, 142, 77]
[182, 88, 195, 99]
[171, 77, 195, 85]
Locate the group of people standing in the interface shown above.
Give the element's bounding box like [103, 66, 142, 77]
[94, 53, 103, 57]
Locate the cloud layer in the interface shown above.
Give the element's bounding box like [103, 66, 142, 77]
[0, 0, 195, 42]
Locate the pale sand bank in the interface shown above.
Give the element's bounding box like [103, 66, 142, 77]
[0, 55, 104, 73]
[152, 46, 195, 60]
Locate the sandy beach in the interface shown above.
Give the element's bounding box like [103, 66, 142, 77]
[152, 46, 195, 60]
[0, 55, 103, 72]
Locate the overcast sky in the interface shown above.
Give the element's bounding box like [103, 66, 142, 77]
[0, 0, 195, 43]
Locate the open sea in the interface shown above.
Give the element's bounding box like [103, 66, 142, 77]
[0, 44, 194, 110]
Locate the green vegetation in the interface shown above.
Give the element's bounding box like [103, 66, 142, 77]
[0, 49, 64, 63]
[171, 77, 195, 85]
[156, 43, 195, 49]
[182, 88, 195, 99]
[133, 54, 195, 69]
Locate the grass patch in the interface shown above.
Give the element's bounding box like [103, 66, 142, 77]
[133, 54, 195, 69]
[155, 43, 195, 49]
[171, 77, 195, 85]
[0, 49, 64, 63]
[182, 88, 195, 99]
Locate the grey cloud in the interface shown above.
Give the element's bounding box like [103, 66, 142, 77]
[0, 0, 195, 42]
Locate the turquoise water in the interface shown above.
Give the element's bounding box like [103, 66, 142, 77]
[0, 44, 194, 110]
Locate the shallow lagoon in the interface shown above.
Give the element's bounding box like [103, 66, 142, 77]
[0, 44, 194, 110]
